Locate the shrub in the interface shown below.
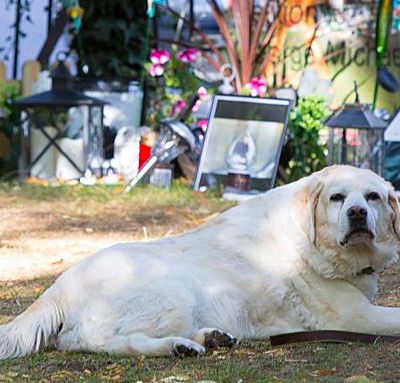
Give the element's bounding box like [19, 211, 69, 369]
[284, 96, 330, 183]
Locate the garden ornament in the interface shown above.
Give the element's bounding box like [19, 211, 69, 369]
[124, 120, 196, 192]
[325, 85, 387, 177]
[114, 127, 140, 182]
[124, 97, 198, 193]
[218, 64, 235, 95]
[15, 58, 107, 182]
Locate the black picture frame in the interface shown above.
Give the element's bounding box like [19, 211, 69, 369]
[194, 95, 291, 193]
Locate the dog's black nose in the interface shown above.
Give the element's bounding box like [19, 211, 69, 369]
[347, 205, 367, 220]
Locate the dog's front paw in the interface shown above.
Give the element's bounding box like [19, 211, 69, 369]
[172, 341, 205, 357]
[204, 330, 237, 350]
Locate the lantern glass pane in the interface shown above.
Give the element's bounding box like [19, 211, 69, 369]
[348, 129, 365, 168]
[328, 128, 346, 165]
[86, 106, 104, 176]
[26, 106, 88, 180]
[56, 106, 86, 180]
[327, 127, 384, 175]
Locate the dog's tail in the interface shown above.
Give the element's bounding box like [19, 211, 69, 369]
[0, 294, 63, 359]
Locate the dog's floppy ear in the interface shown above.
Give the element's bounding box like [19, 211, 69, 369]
[292, 176, 324, 245]
[388, 189, 400, 239]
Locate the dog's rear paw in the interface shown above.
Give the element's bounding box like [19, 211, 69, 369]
[204, 330, 237, 350]
[173, 342, 205, 357]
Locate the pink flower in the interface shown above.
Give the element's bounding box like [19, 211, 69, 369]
[245, 77, 267, 97]
[197, 86, 209, 100]
[149, 49, 170, 65]
[198, 119, 208, 131]
[149, 63, 164, 77]
[172, 100, 187, 116]
[176, 48, 199, 63]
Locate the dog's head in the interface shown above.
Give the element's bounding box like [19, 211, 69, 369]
[292, 165, 400, 274]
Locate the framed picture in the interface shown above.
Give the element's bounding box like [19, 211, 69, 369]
[194, 95, 291, 194]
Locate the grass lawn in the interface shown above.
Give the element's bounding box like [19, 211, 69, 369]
[0, 182, 400, 383]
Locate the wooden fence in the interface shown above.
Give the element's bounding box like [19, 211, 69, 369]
[0, 60, 41, 96]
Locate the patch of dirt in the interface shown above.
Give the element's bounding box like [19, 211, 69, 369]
[0, 188, 225, 281]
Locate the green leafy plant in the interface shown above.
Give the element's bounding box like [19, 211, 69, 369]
[0, 81, 21, 176]
[163, 47, 200, 92]
[284, 96, 330, 182]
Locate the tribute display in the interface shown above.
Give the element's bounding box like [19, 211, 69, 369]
[194, 95, 290, 198]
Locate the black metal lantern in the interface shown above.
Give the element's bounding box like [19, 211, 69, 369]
[15, 59, 108, 181]
[325, 103, 387, 176]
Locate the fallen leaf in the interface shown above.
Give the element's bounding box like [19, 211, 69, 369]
[135, 355, 146, 368]
[309, 368, 337, 377]
[50, 370, 76, 382]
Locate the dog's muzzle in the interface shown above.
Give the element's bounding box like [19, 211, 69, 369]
[340, 205, 375, 246]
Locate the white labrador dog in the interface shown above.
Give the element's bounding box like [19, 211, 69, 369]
[2, 165, 400, 359]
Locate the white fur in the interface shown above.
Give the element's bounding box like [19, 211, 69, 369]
[2, 165, 400, 359]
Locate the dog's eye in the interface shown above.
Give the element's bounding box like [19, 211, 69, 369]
[330, 193, 345, 202]
[366, 192, 380, 201]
